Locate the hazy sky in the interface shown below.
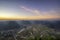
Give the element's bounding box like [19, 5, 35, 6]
[0, 0, 60, 20]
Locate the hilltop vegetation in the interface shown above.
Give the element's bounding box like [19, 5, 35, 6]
[16, 24, 60, 40]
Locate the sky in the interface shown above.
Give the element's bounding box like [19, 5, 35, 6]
[0, 0, 60, 20]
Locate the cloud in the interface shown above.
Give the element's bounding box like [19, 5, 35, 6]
[20, 6, 41, 15]
[19, 6, 60, 20]
[32, 10, 41, 15]
[42, 10, 60, 16]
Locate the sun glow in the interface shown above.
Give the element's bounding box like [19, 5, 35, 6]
[0, 10, 60, 20]
[0, 14, 60, 20]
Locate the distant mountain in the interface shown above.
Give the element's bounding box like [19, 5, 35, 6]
[21, 20, 32, 25]
[5, 21, 20, 30]
[33, 20, 60, 31]
[0, 21, 21, 31]
[0, 20, 60, 31]
[0, 21, 8, 31]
